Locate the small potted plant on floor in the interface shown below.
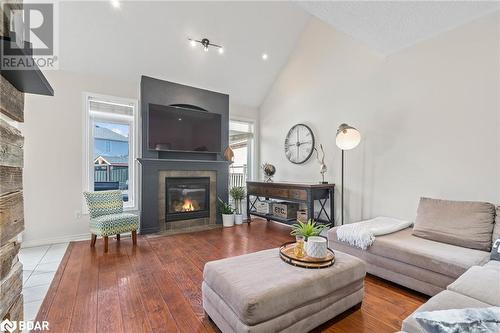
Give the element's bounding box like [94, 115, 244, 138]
[218, 197, 235, 227]
[230, 186, 246, 225]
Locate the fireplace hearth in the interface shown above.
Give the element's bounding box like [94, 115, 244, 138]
[165, 177, 210, 222]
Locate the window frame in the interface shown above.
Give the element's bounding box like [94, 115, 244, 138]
[229, 118, 256, 180]
[82, 92, 139, 213]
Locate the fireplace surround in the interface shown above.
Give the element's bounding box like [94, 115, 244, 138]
[165, 177, 210, 222]
[157, 171, 217, 231]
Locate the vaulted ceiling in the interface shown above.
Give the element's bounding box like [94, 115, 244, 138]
[58, 1, 499, 108]
[59, 1, 310, 107]
[298, 1, 500, 55]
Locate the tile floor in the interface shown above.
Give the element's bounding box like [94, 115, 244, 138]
[18, 243, 69, 321]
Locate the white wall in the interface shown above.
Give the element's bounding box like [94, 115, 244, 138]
[22, 71, 259, 247]
[259, 12, 500, 224]
[22, 71, 138, 247]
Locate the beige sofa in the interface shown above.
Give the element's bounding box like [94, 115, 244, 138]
[328, 227, 492, 296]
[402, 260, 500, 332]
[327, 200, 500, 332]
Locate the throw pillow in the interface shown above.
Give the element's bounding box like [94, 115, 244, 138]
[493, 206, 500, 244]
[413, 197, 496, 251]
[414, 307, 500, 333]
[492, 239, 500, 261]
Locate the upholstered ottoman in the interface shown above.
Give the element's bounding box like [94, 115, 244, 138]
[202, 248, 366, 333]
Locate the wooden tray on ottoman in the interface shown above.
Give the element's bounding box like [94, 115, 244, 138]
[279, 242, 335, 269]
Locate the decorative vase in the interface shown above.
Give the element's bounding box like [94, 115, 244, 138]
[222, 213, 235, 227]
[294, 235, 306, 258]
[234, 214, 243, 225]
[305, 236, 327, 258]
[224, 146, 234, 163]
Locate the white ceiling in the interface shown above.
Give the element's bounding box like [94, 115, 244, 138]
[58, 1, 310, 107]
[58, 1, 500, 108]
[298, 1, 500, 55]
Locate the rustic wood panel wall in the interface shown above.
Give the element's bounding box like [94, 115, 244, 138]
[0, 6, 25, 328]
[0, 78, 24, 122]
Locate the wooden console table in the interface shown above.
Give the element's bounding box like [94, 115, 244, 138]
[246, 181, 335, 226]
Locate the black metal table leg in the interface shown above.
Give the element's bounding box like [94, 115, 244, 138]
[307, 192, 314, 221]
[329, 188, 335, 227]
[246, 192, 250, 223]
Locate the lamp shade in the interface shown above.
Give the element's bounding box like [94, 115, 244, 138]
[335, 123, 361, 150]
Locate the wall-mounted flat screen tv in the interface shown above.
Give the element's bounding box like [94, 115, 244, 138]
[148, 104, 222, 153]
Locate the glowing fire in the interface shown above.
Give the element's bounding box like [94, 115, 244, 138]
[182, 199, 195, 212]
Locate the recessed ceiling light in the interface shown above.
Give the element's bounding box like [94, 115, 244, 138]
[190, 40, 197, 47]
[110, 0, 120, 9]
[218, 47, 224, 54]
[262, 53, 268, 60]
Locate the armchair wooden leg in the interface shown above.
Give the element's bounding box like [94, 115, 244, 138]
[132, 230, 137, 246]
[116, 234, 120, 241]
[90, 234, 97, 247]
[104, 236, 109, 253]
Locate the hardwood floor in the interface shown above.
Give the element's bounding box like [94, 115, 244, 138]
[35, 220, 427, 332]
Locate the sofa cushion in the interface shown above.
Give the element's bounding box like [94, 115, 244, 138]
[330, 227, 489, 278]
[413, 197, 496, 251]
[90, 212, 139, 236]
[447, 266, 500, 306]
[484, 260, 500, 271]
[203, 248, 365, 326]
[401, 290, 490, 333]
[330, 234, 454, 290]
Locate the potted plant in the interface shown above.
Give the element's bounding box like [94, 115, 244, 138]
[230, 186, 246, 225]
[218, 197, 235, 227]
[290, 219, 328, 240]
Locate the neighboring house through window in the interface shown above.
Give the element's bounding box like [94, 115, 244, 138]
[83, 93, 138, 210]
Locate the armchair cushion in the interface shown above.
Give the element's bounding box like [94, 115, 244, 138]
[83, 190, 123, 218]
[90, 213, 139, 236]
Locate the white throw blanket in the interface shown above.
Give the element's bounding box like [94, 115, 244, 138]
[336, 216, 412, 250]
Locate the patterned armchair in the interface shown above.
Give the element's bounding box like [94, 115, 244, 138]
[83, 190, 139, 252]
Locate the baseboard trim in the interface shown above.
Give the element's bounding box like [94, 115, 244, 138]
[21, 233, 91, 248]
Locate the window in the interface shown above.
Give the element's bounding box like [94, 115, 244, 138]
[83, 93, 138, 210]
[229, 119, 255, 189]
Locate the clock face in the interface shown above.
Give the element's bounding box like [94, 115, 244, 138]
[284, 124, 315, 164]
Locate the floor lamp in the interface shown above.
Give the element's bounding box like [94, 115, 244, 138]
[335, 124, 361, 225]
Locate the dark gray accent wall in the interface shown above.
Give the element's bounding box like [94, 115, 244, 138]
[140, 76, 229, 160]
[138, 76, 230, 234]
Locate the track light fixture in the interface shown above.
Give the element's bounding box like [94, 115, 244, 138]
[188, 38, 224, 54]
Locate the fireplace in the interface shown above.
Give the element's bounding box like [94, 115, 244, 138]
[165, 177, 210, 222]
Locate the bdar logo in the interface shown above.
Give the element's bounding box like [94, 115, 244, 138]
[0, 319, 17, 333]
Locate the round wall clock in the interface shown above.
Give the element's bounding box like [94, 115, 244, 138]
[284, 124, 315, 164]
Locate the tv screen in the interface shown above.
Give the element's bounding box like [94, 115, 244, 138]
[148, 104, 222, 153]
